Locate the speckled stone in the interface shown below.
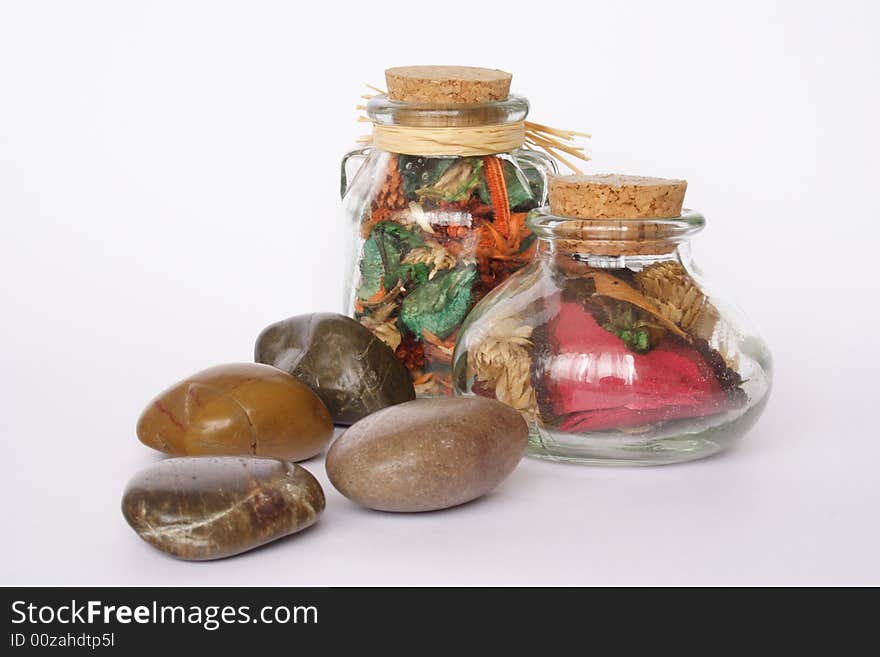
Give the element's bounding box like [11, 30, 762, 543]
[121, 456, 325, 560]
[255, 313, 415, 425]
[137, 363, 333, 461]
[326, 397, 528, 512]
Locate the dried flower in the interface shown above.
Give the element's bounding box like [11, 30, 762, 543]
[360, 317, 402, 352]
[361, 157, 406, 238]
[635, 261, 709, 332]
[468, 317, 540, 422]
[416, 159, 483, 202]
[405, 201, 434, 234]
[403, 241, 457, 279]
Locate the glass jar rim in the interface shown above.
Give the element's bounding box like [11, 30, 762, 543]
[367, 93, 529, 127]
[527, 207, 706, 244]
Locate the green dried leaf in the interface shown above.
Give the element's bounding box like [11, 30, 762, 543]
[356, 233, 396, 300]
[600, 302, 665, 353]
[399, 155, 455, 200]
[356, 222, 424, 300]
[398, 261, 430, 286]
[416, 159, 483, 203]
[400, 267, 477, 339]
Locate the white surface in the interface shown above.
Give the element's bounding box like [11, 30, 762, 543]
[1, 0, 878, 585]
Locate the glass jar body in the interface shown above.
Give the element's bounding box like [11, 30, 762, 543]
[452, 211, 772, 464]
[342, 146, 555, 397]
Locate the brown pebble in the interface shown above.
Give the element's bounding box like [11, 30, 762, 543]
[255, 313, 415, 425]
[136, 363, 333, 461]
[326, 397, 528, 512]
[122, 456, 324, 560]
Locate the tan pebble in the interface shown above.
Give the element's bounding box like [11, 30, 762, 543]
[326, 397, 527, 512]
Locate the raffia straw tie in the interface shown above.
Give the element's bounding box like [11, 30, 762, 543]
[372, 122, 526, 157]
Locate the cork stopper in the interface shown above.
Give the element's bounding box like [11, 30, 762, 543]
[545, 174, 690, 261]
[549, 174, 687, 219]
[385, 66, 512, 104]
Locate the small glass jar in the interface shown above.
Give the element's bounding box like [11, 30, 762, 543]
[452, 204, 772, 464]
[342, 92, 555, 397]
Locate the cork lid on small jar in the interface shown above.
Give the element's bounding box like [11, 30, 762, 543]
[385, 66, 513, 104]
[545, 174, 691, 260]
[549, 174, 687, 219]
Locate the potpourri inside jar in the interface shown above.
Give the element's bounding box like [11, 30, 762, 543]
[453, 174, 772, 464]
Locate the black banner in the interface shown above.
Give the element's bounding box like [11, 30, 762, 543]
[1, 586, 845, 651]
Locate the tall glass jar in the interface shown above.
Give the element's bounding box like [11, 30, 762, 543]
[342, 68, 556, 397]
[452, 177, 772, 464]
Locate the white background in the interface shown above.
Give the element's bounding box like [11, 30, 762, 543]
[2, 0, 878, 585]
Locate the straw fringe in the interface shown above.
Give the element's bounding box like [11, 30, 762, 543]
[358, 86, 590, 172]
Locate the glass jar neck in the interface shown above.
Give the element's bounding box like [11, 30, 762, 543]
[537, 239, 695, 276]
[366, 94, 529, 128]
[527, 207, 705, 274]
